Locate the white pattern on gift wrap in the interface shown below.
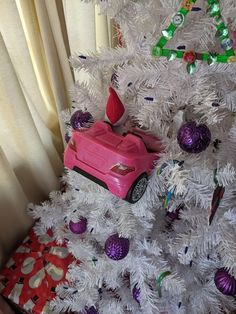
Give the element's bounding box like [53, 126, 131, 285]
[21, 257, 36, 275]
[38, 234, 54, 244]
[16, 247, 31, 254]
[24, 299, 36, 312]
[44, 263, 64, 281]
[22, 236, 30, 244]
[20, 253, 65, 289]
[23, 291, 55, 313]
[8, 283, 23, 305]
[0, 229, 74, 314]
[6, 258, 15, 268]
[49, 247, 69, 259]
[29, 268, 46, 289]
[42, 302, 54, 314]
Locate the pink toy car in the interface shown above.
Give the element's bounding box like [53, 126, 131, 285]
[64, 121, 162, 203]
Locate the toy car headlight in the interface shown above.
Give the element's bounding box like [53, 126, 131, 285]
[111, 164, 134, 175]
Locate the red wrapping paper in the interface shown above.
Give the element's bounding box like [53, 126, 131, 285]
[0, 228, 75, 314]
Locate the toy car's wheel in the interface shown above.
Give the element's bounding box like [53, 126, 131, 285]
[126, 173, 148, 204]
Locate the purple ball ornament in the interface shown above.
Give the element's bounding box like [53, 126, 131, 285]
[70, 110, 93, 131]
[214, 268, 236, 296]
[166, 204, 183, 221]
[177, 121, 211, 154]
[166, 209, 180, 221]
[69, 217, 87, 234]
[80, 306, 98, 314]
[105, 234, 130, 261]
[85, 306, 98, 314]
[132, 284, 141, 303]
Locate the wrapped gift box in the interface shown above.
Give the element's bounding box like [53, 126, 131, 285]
[0, 228, 75, 314]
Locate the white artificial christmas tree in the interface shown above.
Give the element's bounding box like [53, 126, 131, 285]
[29, 0, 236, 313]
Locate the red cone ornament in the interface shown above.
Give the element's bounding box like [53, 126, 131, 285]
[105, 87, 127, 126]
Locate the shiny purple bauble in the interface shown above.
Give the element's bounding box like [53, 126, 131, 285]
[166, 204, 183, 221]
[105, 234, 130, 261]
[85, 306, 98, 314]
[214, 268, 236, 296]
[65, 132, 71, 143]
[177, 121, 211, 154]
[69, 217, 87, 234]
[70, 110, 93, 131]
[132, 284, 141, 303]
[166, 210, 180, 221]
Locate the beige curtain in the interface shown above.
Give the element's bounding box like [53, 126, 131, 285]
[0, 0, 111, 265]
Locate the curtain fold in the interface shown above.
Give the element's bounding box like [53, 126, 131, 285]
[0, 31, 61, 201]
[0, 147, 32, 265]
[95, 4, 110, 50]
[63, 0, 97, 82]
[15, 0, 74, 151]
[0, 0, 111, 265]
[32, 0, 74, 139]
